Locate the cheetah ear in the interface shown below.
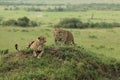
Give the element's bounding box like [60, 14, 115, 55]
[38, 36, 41, 40]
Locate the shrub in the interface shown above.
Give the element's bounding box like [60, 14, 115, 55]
[58, 18, 83, 28]
[1, 17, 38, 27]
[17, 17, 30, 27]
[29, 21, 38, 27]
[2, 17, 38, 27]
[2, 19, 17, 26]
[57, 18, 120, 29]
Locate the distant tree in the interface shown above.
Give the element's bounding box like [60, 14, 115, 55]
[4, 7, 9, 10]
[17, 17, 30, 27]
[58, 18, 83, 28]
[57, 6, 64, 11]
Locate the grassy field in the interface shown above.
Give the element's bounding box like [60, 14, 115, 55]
[0, 26, 120, 61]
[0, 3, 120, 79]
[0, 46, 120, 80]
[0, 26, 120, 80]
[0, 5, 120, 60]
[0, 5, 120, 24]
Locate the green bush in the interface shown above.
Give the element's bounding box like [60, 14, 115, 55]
[29, 21, 38, 27]
[17, 17, 30, 27]
[58, 18, 83, 28]
[57, 18, 120, 29]
[2, 19, 17, 26]
[2, 17, 38, 27]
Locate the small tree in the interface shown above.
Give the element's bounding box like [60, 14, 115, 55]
[58, 18, 83, 28]
[17, 17, 30, 27]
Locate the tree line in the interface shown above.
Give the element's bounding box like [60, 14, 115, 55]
[1, 17, 120, 28]
[56, 18, 120, 29]
[2, 3, 120, 12]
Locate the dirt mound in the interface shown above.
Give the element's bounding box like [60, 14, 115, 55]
[15, 52, 32, 58]
[3, 50, 33, 61]
[45, 46, 120, 79]
[0, 46, 120, 80]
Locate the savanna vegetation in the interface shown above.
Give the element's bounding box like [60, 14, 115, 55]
[57, 18, 120, 28]
[0, 46, 120, 80]
[2, 17, 38, 27]
[0, 0, 120, 80]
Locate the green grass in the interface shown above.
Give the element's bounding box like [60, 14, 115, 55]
[0, 26, 53, 52]
[0, 26, 120, 61]
[0, 6, 120, 24]
[73, 28, 120, 61]
[0, 46, 120, 80]
[0, 4, 120, 79]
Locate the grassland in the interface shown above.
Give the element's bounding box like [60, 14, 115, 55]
[0, 5, 120, 60]
[0, 10, 120, 25]
[0, 6, 120, 24]
[0, 46, 120, 80]
[0, 3, 120, 80]
[0, 26, 120, 61]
